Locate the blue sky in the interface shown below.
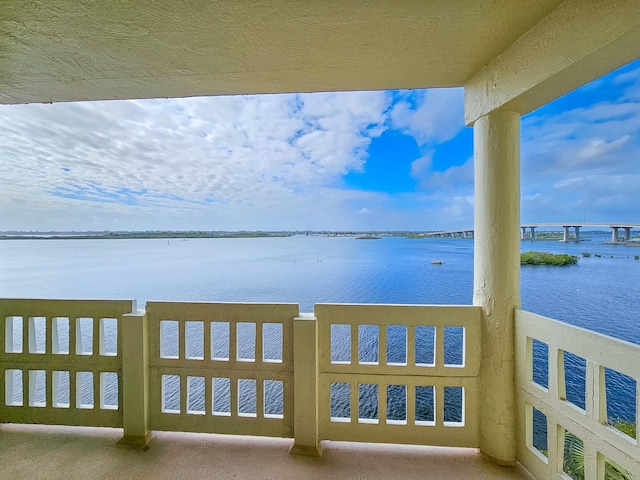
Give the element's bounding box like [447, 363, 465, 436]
[0, 59, 639, 231]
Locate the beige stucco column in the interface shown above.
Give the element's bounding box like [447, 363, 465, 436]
[473, 111, 521, 465]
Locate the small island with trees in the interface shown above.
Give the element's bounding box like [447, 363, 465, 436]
[521, 251, 579, 266]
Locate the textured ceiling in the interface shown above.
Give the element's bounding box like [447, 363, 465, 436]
[0, 0, 564, 104]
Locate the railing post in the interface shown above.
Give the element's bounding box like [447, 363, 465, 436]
[117, 309, 151, 447]
[290, 313, 321, 456]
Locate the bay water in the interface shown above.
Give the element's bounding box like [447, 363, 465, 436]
[1, 234, 638, 430]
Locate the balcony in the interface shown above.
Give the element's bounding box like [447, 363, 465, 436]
[1, 298, 638, 479]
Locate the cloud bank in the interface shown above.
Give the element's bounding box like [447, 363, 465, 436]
[1, 59, 639, 231]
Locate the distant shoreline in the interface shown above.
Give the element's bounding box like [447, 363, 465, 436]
[0, 229, 622, 241]
[0, 230, 429, 240]
[0, 232, 294, 240]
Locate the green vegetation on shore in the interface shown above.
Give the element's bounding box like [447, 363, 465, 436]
[521, 251, 578, 266]
[560, 425, 634, 480]
[539, 421, 635, 479]
[613, 420, 636, 439]
[530, 231, 564, 240]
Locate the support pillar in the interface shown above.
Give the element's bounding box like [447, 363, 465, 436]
[611, 227, 619, 243]
[624, 227, 631, 242]
[473, 111, 520, 465]
[521, 227, 526, 240]
[574, 226, 580, 242]
[563, 226, 570, 242]
[530, 226, 536, 241]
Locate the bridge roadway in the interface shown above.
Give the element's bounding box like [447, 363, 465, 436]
[424, 223, 640, 243]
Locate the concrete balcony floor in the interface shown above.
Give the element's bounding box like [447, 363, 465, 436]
[0, 424, 534, 480]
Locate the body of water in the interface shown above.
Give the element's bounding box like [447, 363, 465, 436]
[1, 234, 638, 429]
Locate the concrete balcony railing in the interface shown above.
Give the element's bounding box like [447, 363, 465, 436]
[1, 299, 134, 428]
[1, 298, 639, 479]
[0, 299, 480, 452]
[515, 310, 640, 479]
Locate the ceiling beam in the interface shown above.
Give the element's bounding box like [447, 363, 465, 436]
[464, 0, 640, 125]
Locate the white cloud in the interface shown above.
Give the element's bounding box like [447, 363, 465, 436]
[573, 136, 631, 162]
[519, 62, 640, 225]
[523, 173, 640, 224]
[523, 99, 640, 180]
[410, 152, 433, 179]
[424, 157, 474, 190]
[613, 65, 640, 101]
[440, 195, 474, 221]
[3, 60, 638, 233]
[390, 88, 465, 145]
[0, 91, 392, 230]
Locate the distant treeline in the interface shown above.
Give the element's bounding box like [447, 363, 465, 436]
[0, 230, 438, 240]
[0, 231, 294, 240]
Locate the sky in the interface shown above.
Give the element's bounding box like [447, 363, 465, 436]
[0, 59, 639, 232]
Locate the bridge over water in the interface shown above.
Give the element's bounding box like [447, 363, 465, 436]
[424, 223, 640, 243]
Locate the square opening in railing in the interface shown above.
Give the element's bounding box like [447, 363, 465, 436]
[330, 382, 351, 422]
[237, 323, 256, 362]
[52, 317, 69, 354]
[561, 350, 586, 412]
[238, 378, 257, 417]
[187, 376, 205, 414]
[562, 428, 584, 480]
[443, 386, 464, 426]
[76, 371, 94, 409]
[263, 323, 283, 363]
[358, 325, 379, 365]
[76, 318, 93, 355]
[443, 327, 464, 367]
[5, 369, 23, 406]
[212, 377, 231, 416]
[602, 454, 634, 480]
[161, 374, 180, 414]
[264, 379, 284, 419]
[100, 372, 118, 410]
[386, 325, 407, 366]
[529, 406, 548, 460]
[99, 318, 117, 356]
[28, 317, 46, 354]
[415, 385, 435, 425]
[28, 370, 46, 407]
[185, 321, 204, 360]
[52, 370, 70, 408]
[415, 326, 435, 366]
[160, 320, 179, 359]
[358, 383, 379, 424]
[331, 324, 351, 364]
[211, 322, 230, 361]
[531, 338, 549, 390]
[386, 384, 407, 425]
[4, 316, 23, 353]
[604, 367, 637, 441]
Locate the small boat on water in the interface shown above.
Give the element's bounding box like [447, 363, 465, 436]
[431, 260, 444, 265]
